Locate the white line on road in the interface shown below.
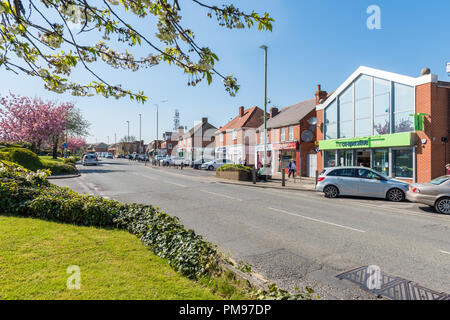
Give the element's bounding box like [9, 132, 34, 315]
[200, 190, 243, 201]
[268, 207, 366, 233]
[164, 181, 187, 188]
[439, 250, 450, 255]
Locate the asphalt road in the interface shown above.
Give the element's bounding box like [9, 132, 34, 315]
[52, 159, 450, 299]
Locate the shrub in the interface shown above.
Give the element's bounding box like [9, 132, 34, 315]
[217, 164, 252, 173]
[41, 160, 77, 175]
[1, 147, 42, 171]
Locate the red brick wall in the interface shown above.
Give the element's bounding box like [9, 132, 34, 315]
[416, 83, 449, 182]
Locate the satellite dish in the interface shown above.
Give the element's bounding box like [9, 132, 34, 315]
[301, 130, 314, 143]
[308, 117, 318, 126]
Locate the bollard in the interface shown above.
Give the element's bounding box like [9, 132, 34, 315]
[252, 167, 256, 184]
[315, 170, 319, 187]
[282, 169, 285, 187]
[181, 163, 183, 170]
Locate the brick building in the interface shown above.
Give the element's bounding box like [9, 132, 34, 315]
[315, 66, 450, 183]
[255, 99, 318, 177]
[177, 118, 217, 161]
[215, 106, 266, 165]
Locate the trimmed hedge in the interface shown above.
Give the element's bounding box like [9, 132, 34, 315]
[0, 148, 76, 175]
[217, 164, 252, 173]
[0, 163, 218, 279]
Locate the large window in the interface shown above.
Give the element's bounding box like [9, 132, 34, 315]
[220, 133, 224, 142]
[393, 83, 415, 133]
[232, 130, 237, 140]
[373, 78, 391, 135]
[289, 126, 294, 141]
[280, 128, 286, 141]
[354, 75, 372, 137]
[324, 150, 336, 168]
[372, 149, 389, 176]
[339, 87, 353, 138]
[324, 100, 337, 140]
[393, 149, 413, 178]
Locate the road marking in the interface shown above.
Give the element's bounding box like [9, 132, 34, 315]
[268, 207, 366, 233]
[200, 190, 243, 201]
[164, 181, 187, 188]
[439, 250, 450, 255]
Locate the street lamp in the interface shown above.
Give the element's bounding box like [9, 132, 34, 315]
[259, 45, 268, 180]
[139, 113, 142, 153]
[154, 100, 168, 157]
[126, 120, 130, 141]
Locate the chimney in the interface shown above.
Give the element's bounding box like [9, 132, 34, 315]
[270, 107, 279, 118]
[178, 126, 184, 134]
[202, 117, 208, 123]
[315, 84, 328, 105]
[239, 106, 245, 118]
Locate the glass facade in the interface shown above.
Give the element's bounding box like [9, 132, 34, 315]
[324, 150, 336, 168]
[393, 149, 413, 178]
[372, 149, 389, 176]
[323, 75, 415, 139]
[324, 100, 338, 140]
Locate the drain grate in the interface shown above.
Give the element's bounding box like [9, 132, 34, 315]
[337, 266, 450, 300]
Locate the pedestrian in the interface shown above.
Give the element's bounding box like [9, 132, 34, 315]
[288, 160, 296, 178]
[446, 164, 450, 175]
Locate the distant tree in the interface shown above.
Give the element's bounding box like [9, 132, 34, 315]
[120, 135, 137, 143]
[67, 136, 86, 151]
[0, 1, 273, 101]
[66, 107, 90, 137]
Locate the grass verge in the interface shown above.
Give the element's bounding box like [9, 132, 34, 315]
[0, 215, 236, 300]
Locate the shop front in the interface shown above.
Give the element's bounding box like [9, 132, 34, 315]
[319, 132, 416, 181]
[272, 141, 299, 175]
[255, 143, 273, 170]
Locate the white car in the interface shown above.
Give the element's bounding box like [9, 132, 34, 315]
[201, 159, 233, 171]
[82, 154, 98, 166]
[171, 157, 190, 166]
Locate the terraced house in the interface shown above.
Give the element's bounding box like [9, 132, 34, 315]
[255, 98, 319, 177]
[215, 106, 266, 165]
[316, 66, 450, 183]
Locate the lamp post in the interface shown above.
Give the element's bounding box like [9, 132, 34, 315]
[126, 120, 130, 153]
[139, 113, 142, 152]
[155, 100, 168, 157]
[259, 45, 268, 179]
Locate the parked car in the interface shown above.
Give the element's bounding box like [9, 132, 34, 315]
[160, 156, 172, 166]
[171, 157, 189, 166]
[106, 153, 113, 159]
[138, 154, 149, 161]
[82, 154, 98, 166]
[191, 158, 210, 169]
[201, 158, 233, 171]
[316, 167, 409, 202]
[407, 175, 450, 214]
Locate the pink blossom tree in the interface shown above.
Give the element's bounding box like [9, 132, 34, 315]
[67, 137, 86, 154]
[0, 94, 73, 158]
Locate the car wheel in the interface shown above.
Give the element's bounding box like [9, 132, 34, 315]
[323, 185, 339, 198]
[386, 188, 405, 202]
[435, 197, 450, 214]
[208, 166, 214, 171]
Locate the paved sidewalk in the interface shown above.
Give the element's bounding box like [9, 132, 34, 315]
[217, 176, 317, 192]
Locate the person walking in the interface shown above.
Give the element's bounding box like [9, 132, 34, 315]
[446, 164, 450, 175]
[288, 160, 296, 179]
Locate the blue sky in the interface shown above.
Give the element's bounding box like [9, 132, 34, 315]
[1, 0, 449, 144]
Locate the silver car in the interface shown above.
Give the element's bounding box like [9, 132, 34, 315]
[316, 167, 409, 202]
[407, 176, 450, 214]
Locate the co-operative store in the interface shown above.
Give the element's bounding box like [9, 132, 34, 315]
[315, 66, 450, 183]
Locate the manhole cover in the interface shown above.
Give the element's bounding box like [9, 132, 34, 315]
[337, 266, 450, 300]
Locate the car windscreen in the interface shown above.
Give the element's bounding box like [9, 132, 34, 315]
[429, 176, 449, 185]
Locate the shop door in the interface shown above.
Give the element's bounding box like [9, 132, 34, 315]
[339, 150, 354, 167]
[307, 154, 317, 177]
[356, 150, 371, 167]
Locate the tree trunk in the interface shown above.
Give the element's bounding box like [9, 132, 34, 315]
[52, 137, 59, 159]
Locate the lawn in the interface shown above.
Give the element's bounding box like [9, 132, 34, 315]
[0, 215, 223, 300]
[38, 156, 65, 163]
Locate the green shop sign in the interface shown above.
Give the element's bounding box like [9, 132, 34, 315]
[319, 132, 414, 150]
